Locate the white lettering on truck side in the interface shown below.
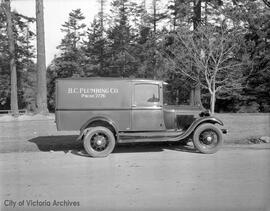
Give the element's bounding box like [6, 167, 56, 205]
[68, 88, 79, 94]
[110, 88, 118, 93]
[67, 88, 119, 98]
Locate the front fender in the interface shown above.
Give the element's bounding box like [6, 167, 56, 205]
[170, 116, 223, 141]
[185, 116, 223, 136]
[195, 116, 223, 126]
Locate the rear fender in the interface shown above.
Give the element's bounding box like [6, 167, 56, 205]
[77, 116, 119, 141]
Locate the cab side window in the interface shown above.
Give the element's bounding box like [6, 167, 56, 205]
[134, 84, 160, 106]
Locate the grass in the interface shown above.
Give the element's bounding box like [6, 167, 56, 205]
[216, 113, 270, 144]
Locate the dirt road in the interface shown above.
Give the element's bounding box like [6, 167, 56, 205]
[1, 146, 270, 211]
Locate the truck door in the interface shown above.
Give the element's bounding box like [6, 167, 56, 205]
[131, 83, 165, 131]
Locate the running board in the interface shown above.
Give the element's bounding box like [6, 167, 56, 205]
[118, 137, 173, 143]
[118, 131, 185, 143]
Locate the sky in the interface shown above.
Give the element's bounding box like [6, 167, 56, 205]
[11, 0, 102, 66]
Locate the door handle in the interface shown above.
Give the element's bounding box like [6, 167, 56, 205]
[132, 104, 137, 107]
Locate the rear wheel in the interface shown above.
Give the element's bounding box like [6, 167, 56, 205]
[83, 126, 115, 157]
[193, 123, 223, 154]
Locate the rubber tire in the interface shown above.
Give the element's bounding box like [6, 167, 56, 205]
[193, 123, 223, 154]
[83, 126, 115, 157]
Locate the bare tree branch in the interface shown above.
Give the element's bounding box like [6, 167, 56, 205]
[262, 0, 270, 7]
[168, 25, 244, 113]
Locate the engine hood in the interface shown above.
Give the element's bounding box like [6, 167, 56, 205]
[164, 105, 202, 115]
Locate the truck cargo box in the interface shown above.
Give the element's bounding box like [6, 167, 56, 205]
[55, 78, 132, 131]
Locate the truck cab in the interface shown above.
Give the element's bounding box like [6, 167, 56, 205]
[55, 78, 227, 157]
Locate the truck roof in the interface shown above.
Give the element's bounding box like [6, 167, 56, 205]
[56, 77, 164, 84]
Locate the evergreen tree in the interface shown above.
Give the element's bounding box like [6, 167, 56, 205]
[132, 0, 168, 79]
[36, 0, 48, 114]
[58, 9, 86, 52]
[54, 9, 86, 78]
[83, 17, 108, 76]
[232, 0, 270, 111]
[107, 0, 136, 77]
[1, 0, 18, 115]
[14, 13, 36, 111]
[0, 6, 10, 109]
[82, 0, 109, 76]
[0, 4, 36, 111]
[98, 0, 106, 75]
[167, 0, 193, 30]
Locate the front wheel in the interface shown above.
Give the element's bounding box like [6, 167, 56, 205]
[193, 123, 223, 154]
[83, 126, 115, 157]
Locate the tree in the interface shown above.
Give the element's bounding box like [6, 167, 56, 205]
[0, 5, 36, 111]
[220, 0, 270, 112]
[262, 0, 270, 7]
[99, 0, 106, 73]
[191, 0, 203, 108]
[58, 9, 86, 53]
[55, 9, 86, 77]
[149, 0, 167, 79]
[167, 0, 193, 30]
[237, 1, 270, 111]
[166, 25, 244, 113]
[82, 0, 109, 77]
[107, 0, 136, 77]
[36, 0, 48, 114]
[14, 13, 36, 111]
[0, 5, 10, 109]
[165, 0, 226, 107]
[1, 0, 18, 115]
[83, 17, 107, 76]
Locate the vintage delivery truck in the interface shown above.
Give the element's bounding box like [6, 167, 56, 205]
[55, 78, 227, 157]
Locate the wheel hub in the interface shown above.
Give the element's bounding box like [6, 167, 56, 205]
[96, 139, 103, 146]
[94, 135, 106, 146]
[206, 136, 212, 142]
[200, 131, 216, 145]
[90, 134, 108, 151]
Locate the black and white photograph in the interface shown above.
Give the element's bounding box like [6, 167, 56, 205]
[0, 0, 270, 210]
